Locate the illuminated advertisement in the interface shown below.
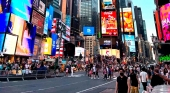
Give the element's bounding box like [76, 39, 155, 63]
[38, 0, 45, 14]
[33, 0, 40, 9]
[10, 0, 33, 21]
[100, 49, 119, 57]
[0, 0, 10, 13]
[155, 10, 163, 40]
[58, 19, 70, 41]
[33, 37, 41, 56]
[101, 11, 118, 36]
[75, 47, 84, 56]
[83, 26, 95, 36]
[120, 8, 134, 32]
[43, 8, 49, 35]
[0, 13, 10, 32]
[51, 33, 58, 56]
[3, 34, 18, 55]
[44, 37, 52, 55]
[8, 14, 36, 56]
[122, 34, 136, 52]
[31, 10, 45, 35]
[0, 34, 5, 51]
[48, 5, 54, 30]
[160, 3, 170, 41]
[101, 0, 116, 10]
[159, 54, 170, 62]
[65, 15, 71, 27]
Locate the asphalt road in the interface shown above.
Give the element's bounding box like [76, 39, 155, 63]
[0, 72, 116, 93]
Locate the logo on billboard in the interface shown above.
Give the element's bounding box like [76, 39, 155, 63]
[33, 0, 40, 9]
[83, 27, 94, 36]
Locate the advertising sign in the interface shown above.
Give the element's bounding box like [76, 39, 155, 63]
[160, 3, 170, 41]
[155, 10, 163, 40]
[0, 13, 10, 32]
[38, 0, 45, 14]
[99, 49, 119, 57]
[48, 5, 54, 30]
[0, 34, 5, 51]
[33, 0, 40, 9]
[122, 34, 136, 52]
[3, 34, 18, 55]
[83, 26, 95, 36]
[44, 37, 52, 55]
[10, 0, 33, 21]
[159, 54, 170, 62]
[51, 33, 58, 56]
[8, 14, 36, 56]
[65, 15, 71, 27]
[120, 8, 134, 32]
[33, 37, 41, 56]
[58, 20, 70, 41]
[75, 47, 84, 56]
[43, 8, 49, 35]
[101, 11, 118, 36]
[31, 10, 45, 35]
[0, 0, 10, 13]
[101, 0, 116, 10]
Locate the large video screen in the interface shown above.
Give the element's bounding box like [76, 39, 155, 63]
[101, 0, 116, 10]
[8, 14, 36, 56]
[10, 0, 33, 21]
[0, 13, 10, 32]
[122, 34, 136, 52]
[120, 8, 134, 32]
[3, 34, 18, 55]
[101, 11, 118, 36]
[0, 0, 10, 13]
[83, 26, 95, 36]
[0, 34, 5, 52]
[160, 3, 170, 41]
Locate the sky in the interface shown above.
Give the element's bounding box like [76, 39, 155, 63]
[132, 0, 156, 43]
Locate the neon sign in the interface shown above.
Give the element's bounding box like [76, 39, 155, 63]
[159, 55, 170, 62]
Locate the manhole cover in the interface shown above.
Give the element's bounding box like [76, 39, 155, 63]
[100, 89, 114, 93]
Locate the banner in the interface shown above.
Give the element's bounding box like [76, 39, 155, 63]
[48, 5, 54, 30]
[44, 37, 52, 55]
[51, 34, 57, 56]
[100, 49, 119, 57]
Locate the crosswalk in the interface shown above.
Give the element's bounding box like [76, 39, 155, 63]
[68, 74, 85, 77]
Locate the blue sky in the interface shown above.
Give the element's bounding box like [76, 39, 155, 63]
[132, 0, 156, 42]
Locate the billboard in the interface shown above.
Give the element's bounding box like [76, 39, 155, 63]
[101, 0, 116, 10]
[8, 14, 36, 56]
[101, 11, 118, 36]
[122, 34, 136, 52]
[10, 0, 33, 21]
[44, 37, 52, 55]
[65, 15, 71, 27]
[83, 27, 95, 36]
[58, 19, 70, 41]
[51, 33, 57, 56]
[0, 0, 10, 13]
[3, 34, 18, 55]
[38, 0, 45, 14]
[33, 0, 40, 9]
[0, 34, 5, 52]
[31, 10, 45, 35]
[99, 49, 120, 58]
[33, 36, 41, 57]
[160, 3, 170, 41]
[48, 5, 54, 30]
[120, 8, 134, 32]
[43, 8, 49, 35]
[0, 13, 10, 32]
[75, 47, 84, 56]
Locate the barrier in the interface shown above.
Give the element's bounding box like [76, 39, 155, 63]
[0, 70, 50, 82]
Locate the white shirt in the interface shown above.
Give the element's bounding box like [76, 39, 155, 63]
[93, 66, 96, 72]
[140, 71, 147, 82]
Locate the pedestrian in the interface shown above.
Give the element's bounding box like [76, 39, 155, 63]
[140, 67, 148, 93]
[71, 65, 75, 77]
[115, 68, 130, 93]
[103, 67, 107, 80]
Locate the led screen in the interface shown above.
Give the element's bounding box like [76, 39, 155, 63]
[101, 11, 118, 36]
[48, 5, 54, 30]
[8, 14, 36, 56]
[120, 8, 134, 32]
[3, 34, 17, 55]
[33, 36, 41, 57]
[10, 0, 33, 21]
[0, 0, 10, 13]
[0, 34, 5, 51]
[160, 3, 170, 41]
[51, 33, 57, 56]
[101, 0, 116, 10]
[43, 8, 49, 35]
[0, 13, 10, 32]
[83, 26, 95, 36]
[122, 34, 136, 52]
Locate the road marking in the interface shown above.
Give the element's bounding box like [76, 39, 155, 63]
[20, 80, 90, 93]
[76, 80, 115, 93]
[68, 74, 85, 77]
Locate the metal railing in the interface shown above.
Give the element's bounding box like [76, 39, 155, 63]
[0, 70, 55, 82]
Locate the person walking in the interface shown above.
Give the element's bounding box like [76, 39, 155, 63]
[140, 67, 148, 93]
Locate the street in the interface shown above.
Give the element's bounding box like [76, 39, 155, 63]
[0, 72, 116, 93]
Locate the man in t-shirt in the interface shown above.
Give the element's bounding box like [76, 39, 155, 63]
[140, 67, 148, 92]
[115, 68, 130, 93]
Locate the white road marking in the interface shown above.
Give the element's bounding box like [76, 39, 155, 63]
[68, 74, 85, 77]
[76, 80, 115, 93]
[20, 80, 90, 93]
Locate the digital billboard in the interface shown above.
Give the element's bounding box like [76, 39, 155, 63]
[101, 11, 118, 36]
[75, 47, 84, 56]
[31, 10, 45, 35]
[65, 15, 71, 27]
[43, 8, 49, 35]
[48, 5, 54, 30]
[160, 3, 170, 41]
[0, 34, 5, 52]
[101, 0, 116, 10]
[0, 13, 10, 32]
[51, 33, 57, 56]
[10, 0, 33, 21]
[122, 34, 136, 52]
[33, 36, 41, 56]
[83, 27, 95, 36]
[58, 19, 70, 41]
[99, 49, 119, 58]
[44, 37, 52, 55]
[38, 0, 45, 14]
[8, 14, 36, 56]
[0, 0, 10, 13]
[3, 34, 18, 55]
[33, 0, 40, 9]
[120, 8, 134, 32]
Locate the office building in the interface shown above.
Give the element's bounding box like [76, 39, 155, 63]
[84, 36, 96, 55]
[119, 0, 128, 8]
